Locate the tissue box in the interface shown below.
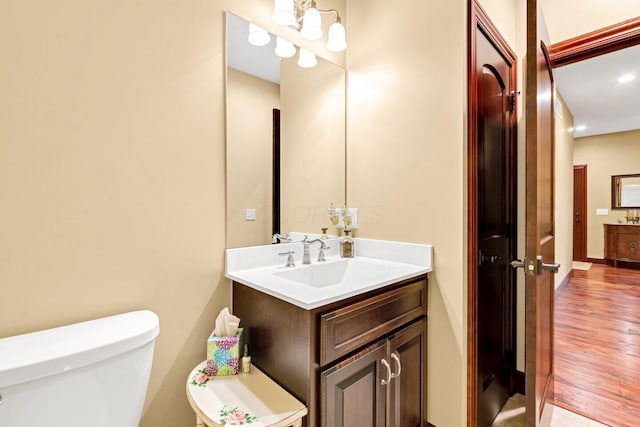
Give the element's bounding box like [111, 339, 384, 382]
[206, 328, 243, 376]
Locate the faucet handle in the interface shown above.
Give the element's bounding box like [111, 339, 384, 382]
[278, 250, 296, 267]
[317, 244, 331, 262]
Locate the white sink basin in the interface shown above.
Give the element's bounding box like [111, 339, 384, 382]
[225, 238, 433, 309]
[273, 258, 402, 288]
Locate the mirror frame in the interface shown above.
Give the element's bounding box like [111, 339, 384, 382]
[611, 173, 640, 209]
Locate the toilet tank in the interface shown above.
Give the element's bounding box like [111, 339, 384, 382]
[0, 310, 160, 427]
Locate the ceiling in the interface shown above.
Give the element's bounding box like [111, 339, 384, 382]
[226, 13, 281, 84]
[553, 43, 640, 138]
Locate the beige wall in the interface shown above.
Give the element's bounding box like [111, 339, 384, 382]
[541, 0, 640, 43]
[0, 1, 228, 426]
[554, 92, 576, 286]
[346, 0, 468, 424]
[227, 68, 280, 247]
[574, 129, 640, 259]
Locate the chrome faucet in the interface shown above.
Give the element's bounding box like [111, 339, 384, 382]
[272, 233, 292, 244]
[302, 235, 330, 264]
[278, 250, 295, 267]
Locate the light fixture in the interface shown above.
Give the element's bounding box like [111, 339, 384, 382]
[298, 48, 317, 68]
[272, 0, 295, 26]
[272, 0, 346, 52]
[300, 1, 322, 40]
[248, 23, 271, 47]
[575, 125, 587, 132]
[326, 17, 347, 52]
[275, 36, 296, 58]
[618, 73, 636, 84]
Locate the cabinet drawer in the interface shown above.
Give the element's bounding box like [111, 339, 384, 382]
[320, 279, 427, 366]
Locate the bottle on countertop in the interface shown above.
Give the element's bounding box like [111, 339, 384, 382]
[242, 344, 251, 374]
[340, 229, 354, 258]
[321, 227, 329, 240]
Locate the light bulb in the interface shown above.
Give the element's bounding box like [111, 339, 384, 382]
[275, 37, 296, 58]
[300, 7, 322, 40]
[327, 21, 346, 52]
[298, 48, 317, 68]
[248, 23, 271, 47]
[272, 0, 295, 26]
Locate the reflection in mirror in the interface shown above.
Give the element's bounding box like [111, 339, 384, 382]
[612, 174, 640, 209]
[225, 13, 346, 248]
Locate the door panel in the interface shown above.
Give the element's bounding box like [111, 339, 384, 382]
[321, 341, 386, 427]
[573, 165, 587, 261]
[388, 319, 426, 427]
[469, 3, 518, 426]
[476, 20, 516, 427]
[525, 1, 556, 425]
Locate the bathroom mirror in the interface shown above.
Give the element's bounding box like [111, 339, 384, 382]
[225, 12, 346, 248]
[612, 173, 640, 209]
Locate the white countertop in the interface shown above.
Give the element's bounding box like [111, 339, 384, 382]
[226, 238, 432, 310]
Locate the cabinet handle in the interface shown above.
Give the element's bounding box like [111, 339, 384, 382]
[390, 352, 402, 379]
[380, 359, 392, 386]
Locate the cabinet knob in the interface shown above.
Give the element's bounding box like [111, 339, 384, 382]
[380, 359, 392, 386]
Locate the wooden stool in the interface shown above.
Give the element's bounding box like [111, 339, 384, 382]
[186, 361, 307, 427]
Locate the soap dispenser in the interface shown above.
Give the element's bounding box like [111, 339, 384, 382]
[340, 229, 354, 258]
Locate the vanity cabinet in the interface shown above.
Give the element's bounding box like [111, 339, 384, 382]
[604, 224, 640, 267]
[322, 318, 426, 427]
[232, 275, 428, 427]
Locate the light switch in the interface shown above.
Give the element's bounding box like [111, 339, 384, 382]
[596, 208, 608, 216]
[245, 209, 256, 221]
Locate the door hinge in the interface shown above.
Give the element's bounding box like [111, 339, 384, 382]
[508, 90, 520, 112]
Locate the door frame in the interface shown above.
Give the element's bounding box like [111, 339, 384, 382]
[467, 1, 518, 425]
[573, 165, 587, 262]
[550, 18, 640, 268]
[548, 17, 640, 67]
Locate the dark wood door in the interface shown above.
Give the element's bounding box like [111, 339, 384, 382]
[573, 165, 587, 261]
[525, 1, 556, 425]
[387, 319, 426, 427]
[321, 340, 387, 427]
[472, 6, 518, 426]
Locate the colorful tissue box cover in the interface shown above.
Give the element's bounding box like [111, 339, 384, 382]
[206, 328, 243, 376]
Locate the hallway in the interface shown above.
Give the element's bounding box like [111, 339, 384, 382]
[554, 264, 640, 426]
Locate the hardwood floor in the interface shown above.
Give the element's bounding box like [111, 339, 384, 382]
[554, 264, 640, 426]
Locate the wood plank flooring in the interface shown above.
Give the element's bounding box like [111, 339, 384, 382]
[554, 264, 640, 427]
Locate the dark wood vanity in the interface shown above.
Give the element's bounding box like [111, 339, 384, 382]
[232, 275, 428, 427]
[604, 224, 640, 267]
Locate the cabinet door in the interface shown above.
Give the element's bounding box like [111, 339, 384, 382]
[321, 340, 387, 427]
[388, 319, 426, 427]
[618, 232, 640, 262]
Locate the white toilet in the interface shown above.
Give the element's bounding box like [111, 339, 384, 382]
[0, 310, 160, 427]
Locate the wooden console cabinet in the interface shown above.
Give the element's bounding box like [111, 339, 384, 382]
[604, 224, 640, 267]
[233, 275, 428, 427]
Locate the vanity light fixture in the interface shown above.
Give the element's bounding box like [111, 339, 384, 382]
[248, 23, 271, 47]
[271, 0, 347, 52]
[275, 36, 296, 58]
[297, 48, 317, 68]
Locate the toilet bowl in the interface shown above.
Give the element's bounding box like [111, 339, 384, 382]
[0, 310, 160, 427]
